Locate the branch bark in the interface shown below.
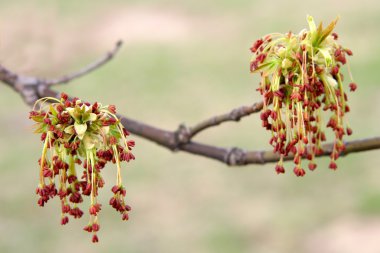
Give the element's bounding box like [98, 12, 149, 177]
[175, 101, 264, 144]
[1, 42, 379, 167]
[44, 40, 123, 86]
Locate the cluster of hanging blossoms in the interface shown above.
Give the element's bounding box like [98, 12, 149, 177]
[250, 16, 357, 176]
[29, 93, 135, 243]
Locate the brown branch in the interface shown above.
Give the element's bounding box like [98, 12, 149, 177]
[1, 43, 380, 167]
[44, 40, 123, 86]
[244, 137, 380, 164]
[175, 101, 264, 143]
[0, 41, 122, 105]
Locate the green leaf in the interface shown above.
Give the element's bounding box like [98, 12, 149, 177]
[318, 48, 333, 67]
[281, 58, 292, 69]
[88, 122, 101, 133]
[307, 15, 316, 34]
[325, 74, 338, 88]
[77, 145, 85, 157]
[88, 113, 97, 122]
[109, 125, 122, 138]
[74, 122, 87, 140]
[49, 105, 58, 117]
[318, 17, 339, 45]
[66, 108, 80, 122]
[82, 112, 97, 123]
[251, 61, 273, 73]
[33, 123, 45, 133]
[83, 134, 95, 150]
[64, 125, 75, 134]
[30, 115, 44, 123]
[51, 117, 59, 125]
[102, 126, 110, 135]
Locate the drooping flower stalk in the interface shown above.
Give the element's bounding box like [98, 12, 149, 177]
[29, 93, 135, 242]
[250, 16, 357, 176]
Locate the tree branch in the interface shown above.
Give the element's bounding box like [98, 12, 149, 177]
[175, 101, 264, 144]
[44, 40, 123, 86]
[1, 42, 379, 167]
[0, 41, 122, 105]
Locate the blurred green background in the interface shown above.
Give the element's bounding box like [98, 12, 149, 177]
[0, 1, 380, 252]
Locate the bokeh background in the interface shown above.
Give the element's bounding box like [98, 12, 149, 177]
[0, 1, 379, 252]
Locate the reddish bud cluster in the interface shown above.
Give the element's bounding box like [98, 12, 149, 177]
[250, 16, 357, 176]
[30, 93, 136, 243]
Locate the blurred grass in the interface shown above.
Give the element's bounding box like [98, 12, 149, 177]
[0, 0, 380, 253]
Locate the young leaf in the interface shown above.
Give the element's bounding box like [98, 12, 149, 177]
[74, 122, 87, 140]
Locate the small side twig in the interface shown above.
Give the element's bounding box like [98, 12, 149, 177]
[0, 41, 122, 105]
[44, 40, 123, 86]
[187, 101, 264, 139]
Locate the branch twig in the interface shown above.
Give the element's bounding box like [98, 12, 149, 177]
[188, 102, 263, 139]
[44, 40, 123, 86]
[1, 42, 379, 167]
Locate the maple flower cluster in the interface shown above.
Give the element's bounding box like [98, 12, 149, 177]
[250, 16, 357, 176]
[29, 93, 135, 243]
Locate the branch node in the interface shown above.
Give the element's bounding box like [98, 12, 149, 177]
[174, 124, 191, 146]
[257, 151, 266, 164]
[224, 147, 246, 166]
[229, 108, 242, 121]
[21, 84, 40, 106]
